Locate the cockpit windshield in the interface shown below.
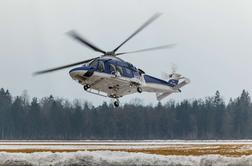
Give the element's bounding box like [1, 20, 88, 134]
[89, 59, 98, 68]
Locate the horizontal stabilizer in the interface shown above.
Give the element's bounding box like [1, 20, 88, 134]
[156, 92, 172, 101]
[156, 77, 190, 101]
[173, 77, 190, 90]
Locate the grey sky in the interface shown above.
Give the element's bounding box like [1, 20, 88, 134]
[1, 0, 252, 105]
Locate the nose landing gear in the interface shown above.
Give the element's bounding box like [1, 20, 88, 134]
[114, 99, 120, 107]
[83, 84, 91, 91]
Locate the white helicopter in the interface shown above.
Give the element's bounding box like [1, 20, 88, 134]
[34, 13, 190, 107]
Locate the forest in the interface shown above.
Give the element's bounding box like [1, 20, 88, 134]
[0, 88, 251, 140]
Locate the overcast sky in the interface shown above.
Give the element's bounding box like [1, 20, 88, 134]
[1, 0, 252, 105]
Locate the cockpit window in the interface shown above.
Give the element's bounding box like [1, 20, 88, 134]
[89, 60, 98, 68]
[97, 61, 105, 72]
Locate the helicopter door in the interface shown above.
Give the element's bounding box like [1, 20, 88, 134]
[116, 65, 123, 76]
[109, 64, 116, 75]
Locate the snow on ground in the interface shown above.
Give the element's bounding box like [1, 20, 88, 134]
[0, 140, 252, 165]
[0, 151, 252, 166]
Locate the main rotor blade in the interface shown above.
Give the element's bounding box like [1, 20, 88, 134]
[115, 44, 175, 56]
[33, 57, 97, 75]
[68, 31, 106, 54]
[113, 13, 162, 53]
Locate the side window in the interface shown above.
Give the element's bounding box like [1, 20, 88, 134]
[97, 61, 105, 72]
[109, 64, 116, 74]
[116, 66, 123, 75]
[125, 68, 133, 77]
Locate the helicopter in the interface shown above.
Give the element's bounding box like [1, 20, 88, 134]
[34, 13, 190, 107]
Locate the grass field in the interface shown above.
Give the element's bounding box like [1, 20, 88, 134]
[0, 140, 251, 156]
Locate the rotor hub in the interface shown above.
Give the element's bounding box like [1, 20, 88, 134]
[105, 51, 116, 56]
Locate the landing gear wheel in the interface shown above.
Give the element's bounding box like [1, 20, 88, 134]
[137, 87, 142, 93]
[114, 100, 120, 107]
[83, 84, 90, 91]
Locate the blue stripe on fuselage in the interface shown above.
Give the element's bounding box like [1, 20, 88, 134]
[144, 75, 177, 87]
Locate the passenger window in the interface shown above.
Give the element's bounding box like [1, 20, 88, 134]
[125, 68, 132, 76]
[116, 66, 123, 75]
[97, 61, 105, 72]
[109, 64, 116, 74]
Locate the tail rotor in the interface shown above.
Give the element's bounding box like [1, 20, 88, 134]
[162, 63, 182, 80]
[162, 64, 184, 87]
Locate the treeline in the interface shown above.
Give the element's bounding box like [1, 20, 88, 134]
[0, 88, 251, 139]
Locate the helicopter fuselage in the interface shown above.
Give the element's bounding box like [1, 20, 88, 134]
[69, 56, 189, 101]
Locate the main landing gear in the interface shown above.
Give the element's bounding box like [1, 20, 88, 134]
[83, 84, 91, 91]
[137, 87, 142, 93]
[114, 99, 120, 107]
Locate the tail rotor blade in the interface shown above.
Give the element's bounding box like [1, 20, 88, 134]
[161, 72, 171, 80]
[171, 63, 178, 74]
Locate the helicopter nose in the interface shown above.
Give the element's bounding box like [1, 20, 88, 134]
[69, 67, 88, 78]
[69, 66, 94, 79]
